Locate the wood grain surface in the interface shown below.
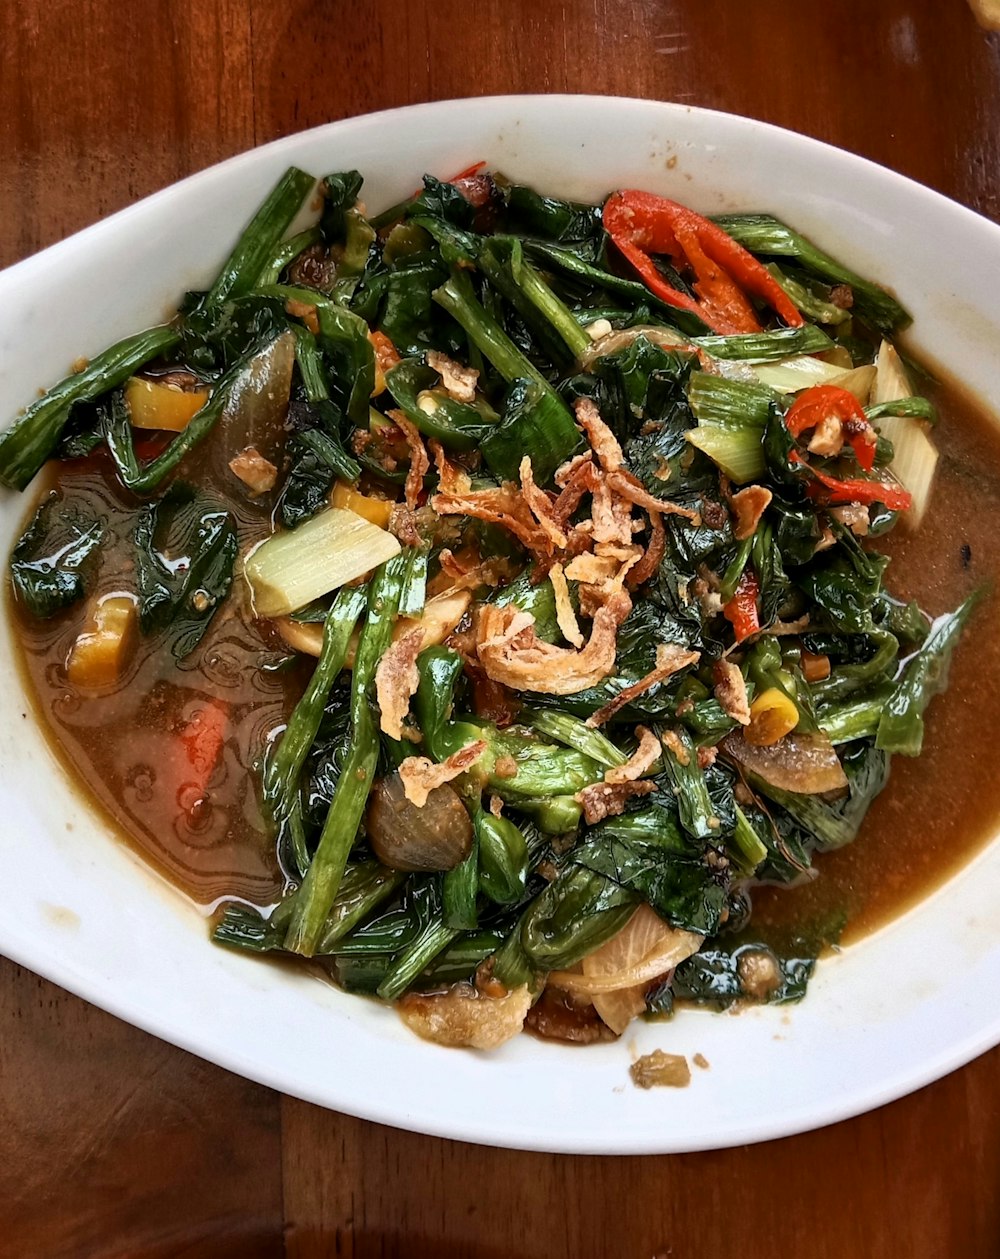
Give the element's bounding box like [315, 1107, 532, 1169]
[3, 2, 1000, 1256]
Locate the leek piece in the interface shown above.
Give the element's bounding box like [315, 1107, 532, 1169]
[871, 341, 939, 526]
[686, 423, 767, 483]
[696, 324, 833, 361]
[687, 372, 775, 430]
[764, 263, 851, 325]
[828, 364, 877, 405]
[753, 355, 852, 393]
[244, 507, 401, 617]
[873, 414, 938, 526]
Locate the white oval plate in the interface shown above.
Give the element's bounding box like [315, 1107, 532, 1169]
[2, 96, 998, 1154]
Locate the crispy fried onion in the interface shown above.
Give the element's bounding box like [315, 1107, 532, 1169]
[520, 456, 568, 549]
[432, 482, 553, 555]
[398, 981, 532, 1049]
[712, 657, 751, 726]
[576, 778, 655, 824]
[605, 726, 661, 783]
[476, 589, 632, 695]
[548, 561, 584, 648]
[429, 439, 472, 495]
[387, 408, 430, 511]
[433, 399, 693, 574]
[587, 641, 702, 728]
[374, 628, 424, 740]
[730, 484, 773, 541]
[574, 396, 624, 471]
[398, 740, 487, 808]
[426, 349, 479, 404]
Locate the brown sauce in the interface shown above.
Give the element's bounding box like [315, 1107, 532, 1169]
[8, 456, 306, 907]
[6, 369, 1000, 947]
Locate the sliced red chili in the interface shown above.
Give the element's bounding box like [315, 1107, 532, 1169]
[786, 385, 878, 473]
[603, 190, 804, 336]
[723, 568, 761, 643]
[805, 466, 912, 511]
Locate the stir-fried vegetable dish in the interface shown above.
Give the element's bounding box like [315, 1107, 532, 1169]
[2, 162, 979, 1049]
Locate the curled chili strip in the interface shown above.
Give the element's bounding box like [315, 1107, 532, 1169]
[603, 190, 804, 335]
[786, 385, 878, 473]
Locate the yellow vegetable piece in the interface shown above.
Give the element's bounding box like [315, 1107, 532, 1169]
[330, 481, 394, 529]
[125, 376, 209, 432]
[66, 595, 137, 692]
[745, 687, 799, 747]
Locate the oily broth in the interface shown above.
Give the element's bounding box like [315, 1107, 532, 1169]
[5, 372, 1000, 942]
[7, 455, 303, 907]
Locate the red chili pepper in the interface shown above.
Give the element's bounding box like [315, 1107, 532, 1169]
[785, 385, 878, 473]
[805, 466, 912, 511]
[723, 568, 761, 643]
[602, 190, 804, 336]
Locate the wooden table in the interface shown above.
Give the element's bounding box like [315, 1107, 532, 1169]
[3, 2, 1000, 1255]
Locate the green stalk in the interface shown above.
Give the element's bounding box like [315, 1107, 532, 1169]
[292, 324, 330, 401]
[258, 226, 323, 288]
[0, 325, 181, 491]
[524, 710, 628, 769]
[817, 691, 890, 744]
[283, 555, 408, 955]
[262, 585, 366, 823]
[479, 237, 590, 361]
[809, 630, 899, 703]
[442, 831, 480, 930]
[317, 869, 409, 952]
[519, 239, 711, 337]
[376, 921, 460, 1001]
[206, 166, 316, 305]
[695, 324, 833, 362]
[731, 805, 768, 873]
[433, 268, 549, 387]
[719, 536, 754, 603]
[660, 726, 718, 839]
[297, 428, 360, 482]
[866, 397, 937, 425]
[764, 263, 851, 325]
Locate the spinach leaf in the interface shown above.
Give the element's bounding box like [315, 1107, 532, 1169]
[799, 528, 888, 633]
[410, 175, 475, 228]
[574, 803, 730, 935]
[133, 489, 237, 659]
[10, 495, 105, 619]
[498, 181, 602, 247]
[319, 171, 364, 242]
[877, 593, 978, 756]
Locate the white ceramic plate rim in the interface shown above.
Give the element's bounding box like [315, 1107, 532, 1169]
[1, 95, 999, 1154]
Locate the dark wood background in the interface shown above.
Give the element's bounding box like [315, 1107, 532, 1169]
[3, 2, 1000, 1256]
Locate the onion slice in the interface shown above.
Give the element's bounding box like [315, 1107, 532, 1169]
[721, 728, 848, 795]
[550, 905, 703, 999]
